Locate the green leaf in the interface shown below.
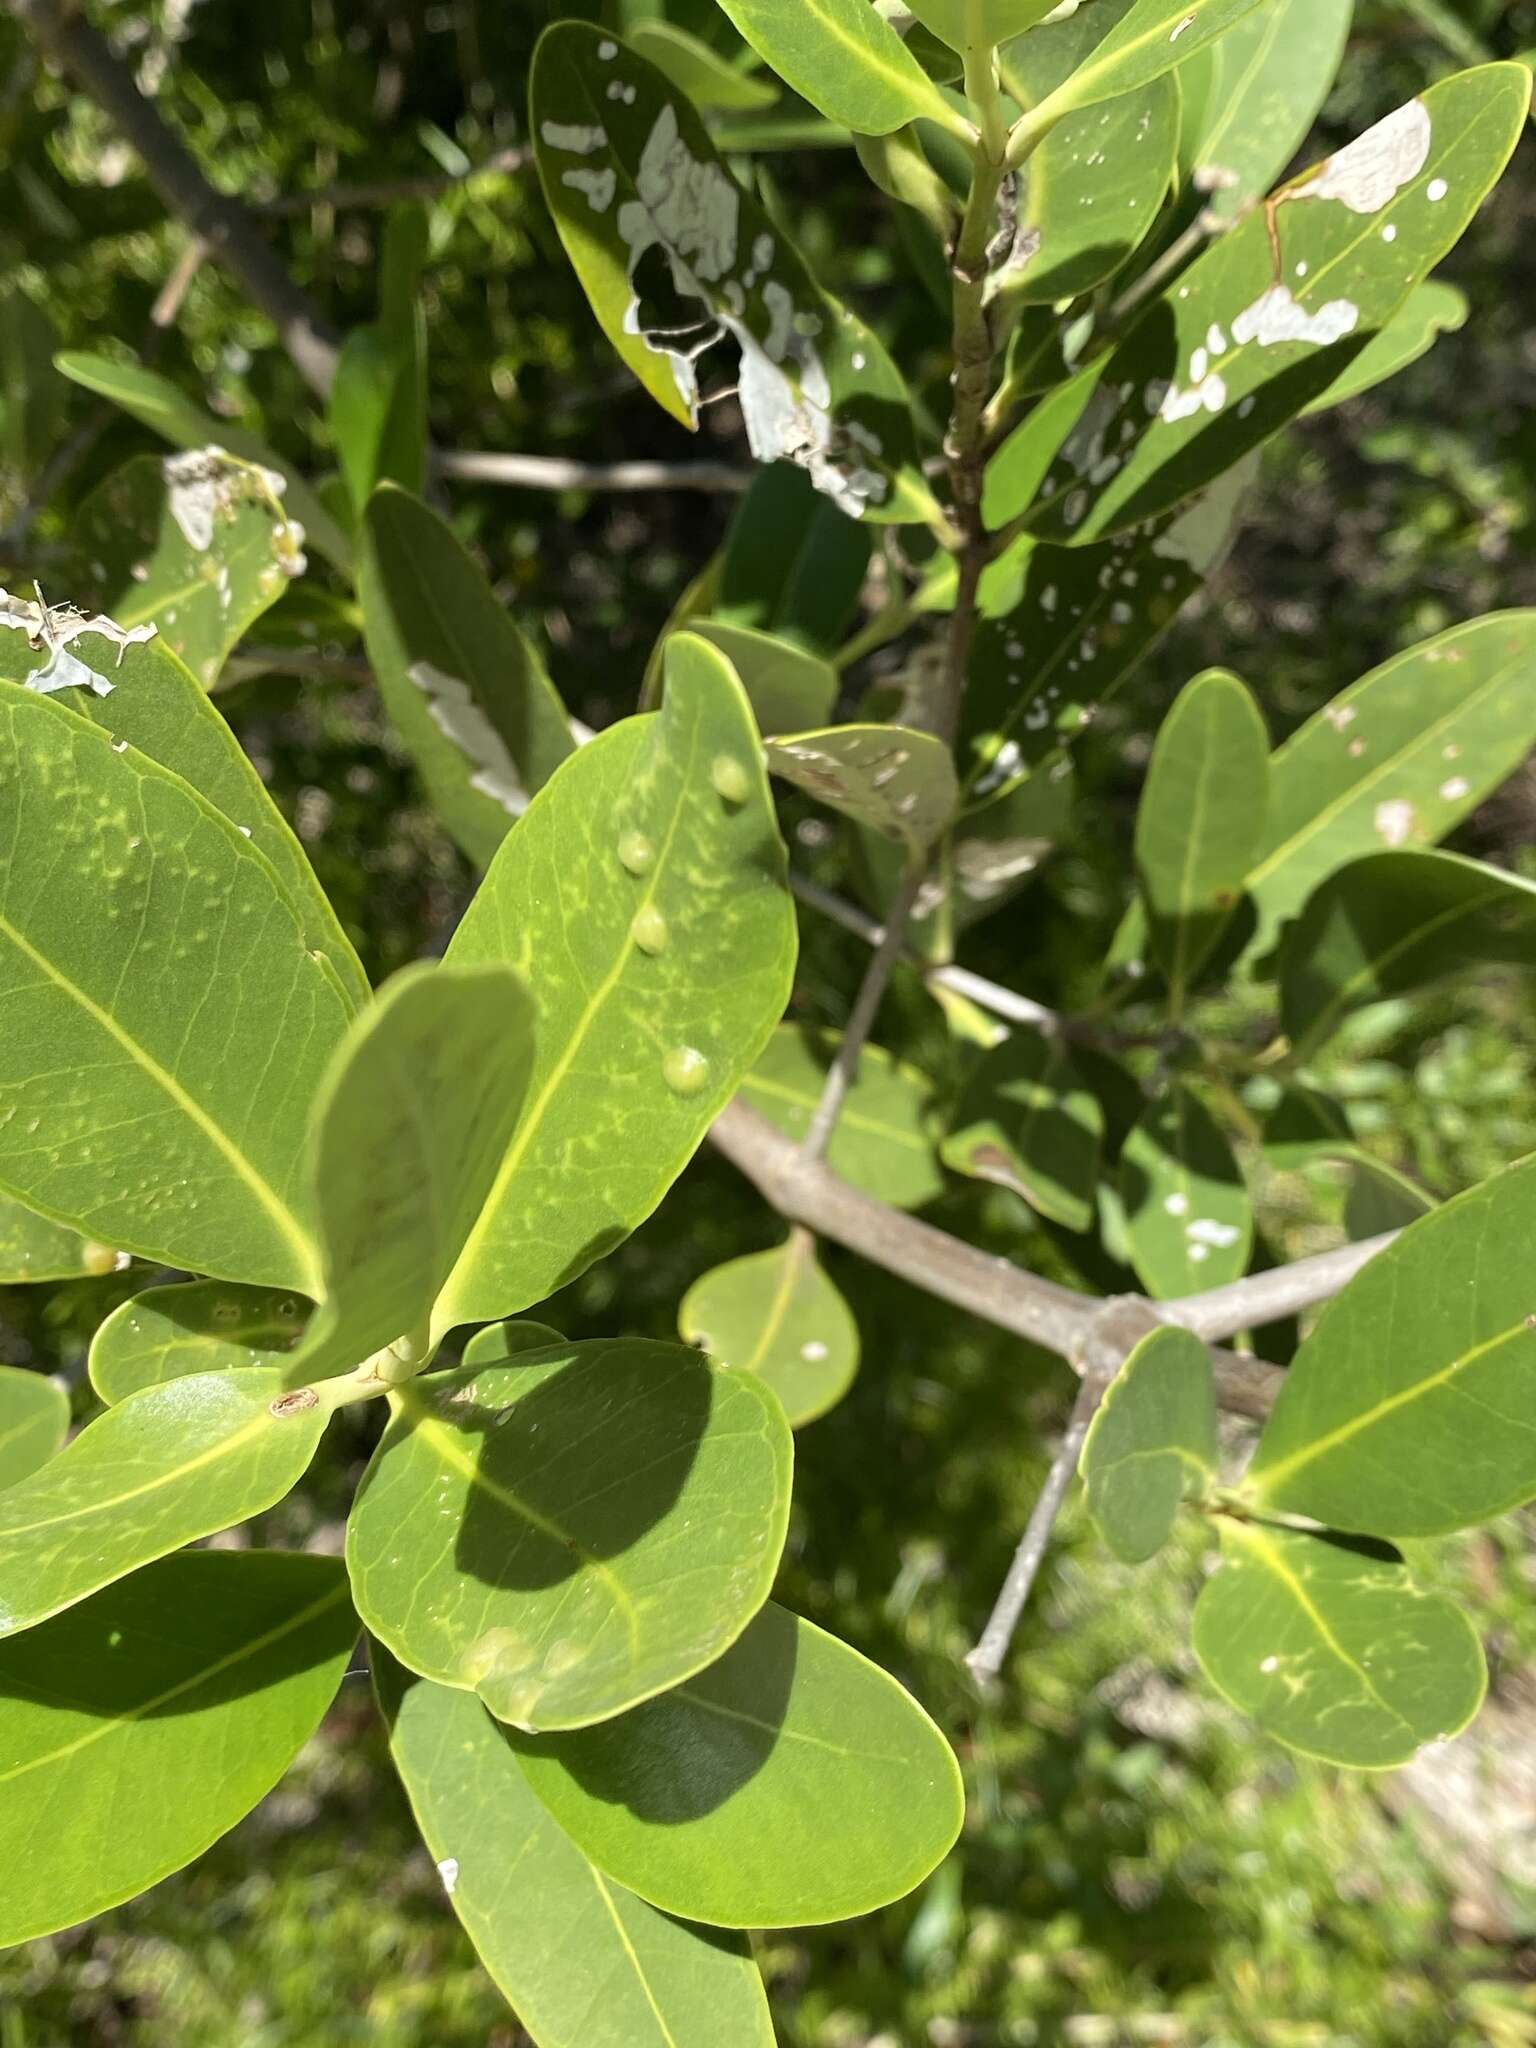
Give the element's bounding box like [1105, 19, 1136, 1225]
[1192, 1521, 1485, 1767]
[0, 684, 351, 1291]
[284, 963, 536, 1385]
[1262, 1082, 1352, 1169]
[1121, 1084, 1251, 1295]
[1018, 0, 1267, 133]
[461, 1320, 568, 1366]
[54, 351, 354, 574]
[1178, 0, 1354, 222]
[433, 634, 795, 1330]
[0, 627, 368, 1012]
[1344, 1156, 1435, 1242]
[684, 620, 837, 733]
[75, 450, 307, 690]
[0, 285, 64, 487]
[376, 1653, 775, 2048]
[679, 1233, 859, 1425]
[629, 18, 780, 107]
[999, 20, 1178, 305]
[0, 1192, 115, 1285]
[1246, 1155, 1536, 1536]
[532, 24, 928, 521]
[765, 724, 958, 853]
[740, 1024, 943, 1210]
[1135, 668, 1269, 1002]
[330, 327, 414, 513]
[718, 463, 871, 652]
[90, 1281, 311, 1405]
[1247, 612, 1536, 954]
[1080, 1325, 1218, 1562]
[1279, 849, 1536, 1058]
[511, 1602, 964, 1927]
[0, 1368, 329, 1638]
[1016, 66, 1534, 545]
[0, 1552, 356, 1943]
[359, 484, 576, 871]
[910, 0, 1061, 52]
[1302, 278, 1468, 413]
[348, 1339, 792, 1730]
[711, 0, 959, 132]
[0, 1365, 69, 1490]
[942, 1026, 1104, 1232]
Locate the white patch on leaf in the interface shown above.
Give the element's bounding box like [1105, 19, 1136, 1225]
[1231, 286, 1359, 349]
[1373, 798, 1417, 848]
[407, 661, 529, 815]
[561, 166, 616, 213]
[1, 587, 158, 697]
[1290, 99, 1431, 215]
[540, 120, 607, 155]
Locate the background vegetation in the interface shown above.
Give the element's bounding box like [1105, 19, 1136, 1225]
[1, 1, 1534, 2040]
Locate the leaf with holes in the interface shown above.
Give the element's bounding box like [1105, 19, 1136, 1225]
[1121, 1084, 1251, 1296]
[0, 684, 351, 1291]
[511, 1602, 963, 1927]
[712, 0, 960, 132]
[376, 1653, 775, 2048]
[360, 485, 575, 870]
[679, 1235, 859, 1426]
[765, 725, 958, 854]
[942, 1026, 1104, 1232]
[1193, 1521, 1485, 1767]
[1246, 1155, 1536, 1536]
[739, 1024, 943, 1210]
[532, 23, 928, 522]
[1080, 1325, 1218, 1562]
[0, 1551, 356, 1943]
[347, 1340, 792, 1730]
[1135, 668, 1269, 1004]
[90, 1281, 312, 1405]
[0, 1368, 329, 1638]
[0, 1365, 69, 1491]
[433, 634, 795, 1330]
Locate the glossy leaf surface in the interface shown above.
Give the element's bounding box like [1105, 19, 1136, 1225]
[0, 1369, 328, 1637]
[377, 1655, 774, 2048]
[684, 620, 837, 733]
[765, 724, 958, 853]
[1302, 278, 1467, 413]
[0, 1192, 111, 1285]
[679, 1235, 859, 1425]
[1080, 1325, 1218, 1563]
[1193, 1521, 1485, 1767]
[628, 18, 778, 108]
[0, 1365, 69, 1491]
[1178, 0, 1353, 220]
[90, 1281, 311, 1405]
[360, 486, 575, 869]
[349, 1341, 791, 1730]
[1121, 1085, 1251, 1295]
[435, 636, 795, 1329]
[1023, 0, 1266, 131]
[717, 463, 871, 652]
[943, 1027, 1104, 1232]
[512, 1603, 964, 1928]
[0, 685, 349, 1291]
[1247, 1156, 1536, 1536]
[0, 1552, 355, 1943]
[711, 0, 956, 132]
[460, 1320, 568, 1367]
[740, 1024, 943, 1210]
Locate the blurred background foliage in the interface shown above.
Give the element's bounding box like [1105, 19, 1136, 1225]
[1, 0, 1535, 2041]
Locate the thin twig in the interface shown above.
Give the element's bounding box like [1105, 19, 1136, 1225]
[800, 863, 925, 1163]
[437, 450, 751, 494]
[150, 234, 210, 330]
[1103, 210, 1227, 333]
[252, 148, 530, 216]
[1167, 1231, 1400, 1344]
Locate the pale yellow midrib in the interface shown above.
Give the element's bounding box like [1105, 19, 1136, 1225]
[1226, 1520, 1409, 1729]
[2, 1409, 272, 1539]
[589, 1868, 682, 2048]
[742, 1238, 806, 1374]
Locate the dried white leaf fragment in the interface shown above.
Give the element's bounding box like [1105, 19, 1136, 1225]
[1290, 99, 1431, 215]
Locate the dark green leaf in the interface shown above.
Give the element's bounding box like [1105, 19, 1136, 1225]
[942, 1026, 1104, 1232]
[1303, 277, 1467, 413]
[718, 463, 871, 652]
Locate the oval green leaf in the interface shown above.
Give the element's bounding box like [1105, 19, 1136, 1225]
[0, 1551, 356, 1943]
[712, 0, 959, 133]
[765, 724, 959, 852]
[684, 619, 838, 734]
[942, 1026, 1104, 1232]
[1121, 1084, 1252, 1295]
[0, 1191, 115, 1285]
[1080, 1324, 1218, 1563]
[89, 1281, 311, 1406]
[0, 1365, 69, 1491]
[348, 1339, 792, 1731]
[512, 1602, 964, 1928]
[1017, 0, 1266, 138]
[679, 1233, 859, 1426]
[461, 1320, 567, 1367]
[740, 1023, 943, 1210]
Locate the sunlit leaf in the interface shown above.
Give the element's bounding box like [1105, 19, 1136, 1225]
[1016, 0, 1267, 137]
[460, 1320, 567, 1367]
[1121, 1084, 1251, 1295]
[673, 620, 837, 734]
[679, 1233, 859, 1425]
[90, 1281, 311, 1405]
[0, 1364, 69, 1491]
[711, 0, 960, 132]
[1302, 278, 1467, 413]
[910, 0, 1060, 52]
[0, 1192, 115, 1286]
[1080, 1324, 1218, 1562]
[765, 724, 958, 853]
[629, 18, 779, 107]
[740, 1024, 943, 1210]
[942, 1026, 1104, 1232]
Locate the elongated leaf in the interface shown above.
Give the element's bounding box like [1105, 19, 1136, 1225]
[1344, 1156, 1434, 1241]
[684, 620, 837, 733]
[0, 1552, 355, 1943]
[1020, 0, 1266, 133]
[1000, 18, 1178, 306]
[1279, 850, 1536, 1057]
[712, 0, 957, 131]
[766, 724, 958, 852]
[90, 1281, 310, 1405]
[1015, 67, 1533, 544]
[0, 1192, 114, 1285]
[1246, 1155, 1536, 1536]
[1080, 1325, 1218, 1562]
[1178, 0, 1354, 220]
[0, 285, 64, 489]
[360, 485, 575, 870]
[512, 1602, 963, 1927]
[284, 963, 536, 1385]
[532, 24, 927, 521]
[679, 1234, 859, 1425]
[0, 1368, 329, 1638]
[1192, 1521, 1485, 1767]
[0, 1365, 68, 1491]
[434, 635, 795, 1330]
[377, 1654, 774, 2048]
[1121, 1084, 1251, 1295]
[629, 18, 779, 107]
[718, 463, 871, 652]
[1135, 668, 1269, 1002]
[0, 630, 368, 1012]
[331, 327, 411, 513]
[54, 352, 353, 573]
[461, 1320, 566, 1366]
[348, 1340, 792, 1730]
[0, 685, 350, 1290]
[740, 1024, 943, 1210]
[1247, 613, 1536, 952]
[942, 1027, 1104, 1232]
[1302, 278, 1467, 413]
